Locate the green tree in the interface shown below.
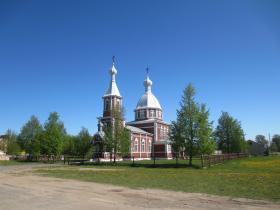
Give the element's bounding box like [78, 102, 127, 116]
[75, 127, 92, 159]
[270, 142, 278, 152]
[62, 135, 76, 156]
[169, 119, 184, 165]
[6, 130, 21, 155]
[104, 107, 130, 163]
[272, 135, 280, 152]
[41, 112, 66, 157]
[104, 124, 114, 161]
[255, 135, 269, 147]
[215, 112, 246, 153]
[119, 127, 130, 158]
[18, 115, 43, 160]
[197, 104, 216, 156]
[178, 84, 199, 166]
[175, 84, 214, 166]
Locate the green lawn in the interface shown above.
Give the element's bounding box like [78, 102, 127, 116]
[35, 156, 280, 201]
[0, 160, 22, 166]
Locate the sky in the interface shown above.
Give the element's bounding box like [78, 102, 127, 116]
[0, 0, 279, 140]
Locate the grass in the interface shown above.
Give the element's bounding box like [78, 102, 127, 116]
[35, 156, 280, 202]
[0, 160, 23, 166]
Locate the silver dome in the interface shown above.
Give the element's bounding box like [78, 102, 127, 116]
[136, 92, 162, 110]
[136, 76, 162, 110]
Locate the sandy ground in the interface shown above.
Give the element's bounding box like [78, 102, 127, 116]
[0, 164, 279, 210]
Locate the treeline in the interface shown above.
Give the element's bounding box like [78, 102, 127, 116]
[1, 112, 93, 160]
[2, 84, 279, 163]
[254, 134, 280, 154]
[169, 84, 279, 166]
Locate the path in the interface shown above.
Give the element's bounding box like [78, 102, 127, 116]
[0, 164, 279, 210]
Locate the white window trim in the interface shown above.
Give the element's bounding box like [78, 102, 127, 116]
[141, 139, 145, 152]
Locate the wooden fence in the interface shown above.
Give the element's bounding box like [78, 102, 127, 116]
[201, 153, 249, 168]
[9, 153, 249, 168]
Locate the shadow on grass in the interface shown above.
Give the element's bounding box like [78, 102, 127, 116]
[81, 161, 202, 169]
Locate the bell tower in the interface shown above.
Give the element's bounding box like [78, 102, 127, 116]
[101, 57, 122, 125]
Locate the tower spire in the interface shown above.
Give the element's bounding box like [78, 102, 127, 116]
[104, 57, 121, 97]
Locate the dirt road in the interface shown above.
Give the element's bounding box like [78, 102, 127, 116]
[0, 164, 279, 210]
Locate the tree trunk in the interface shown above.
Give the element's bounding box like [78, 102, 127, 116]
[189, 154, 192, 166]
[189, 143, 193, 166]
[113, 146, 116, 164]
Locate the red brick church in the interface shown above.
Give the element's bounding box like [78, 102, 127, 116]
[93, 60, 172, 160]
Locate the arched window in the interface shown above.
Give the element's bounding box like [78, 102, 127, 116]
[141, 140, 145, 152]
[105, 99, 110, 111]
[134, 139, 138, 152]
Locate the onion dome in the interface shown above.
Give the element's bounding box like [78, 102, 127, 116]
[136, 75, 162, 110]
[104, 61, 121, 97]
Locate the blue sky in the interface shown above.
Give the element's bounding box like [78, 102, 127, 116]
[0, 0, 279, 140]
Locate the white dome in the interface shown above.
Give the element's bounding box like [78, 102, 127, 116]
[136, 75, 162, 110]
[136, 92, 162, 110]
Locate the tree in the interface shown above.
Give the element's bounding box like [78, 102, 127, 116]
[62, 135, 76, 156]
[169, 120, 184, 165]
[177, 84, 198, 166]
[270, 142, 278, 152]
[75, 127, 92, 159]
[119, 127, 130, 158]
[104, 124, 114, 161]
[174, 84, 215, 166]
[255, 135, 268, 147]
[6, 130, 21, 155]
[18, 115, 43, 160]
[255, 134, 269, 155]
[41, 112, 66, 157]
[272, 135, 280, 152]
[197, 104, 216, 156]
[215, 112, 246, 153]
[103, 107, 130, 163]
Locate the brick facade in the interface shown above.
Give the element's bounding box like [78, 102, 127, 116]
[93, 61, 172, 160]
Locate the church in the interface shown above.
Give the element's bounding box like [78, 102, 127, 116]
[93, 60, 172, 160]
